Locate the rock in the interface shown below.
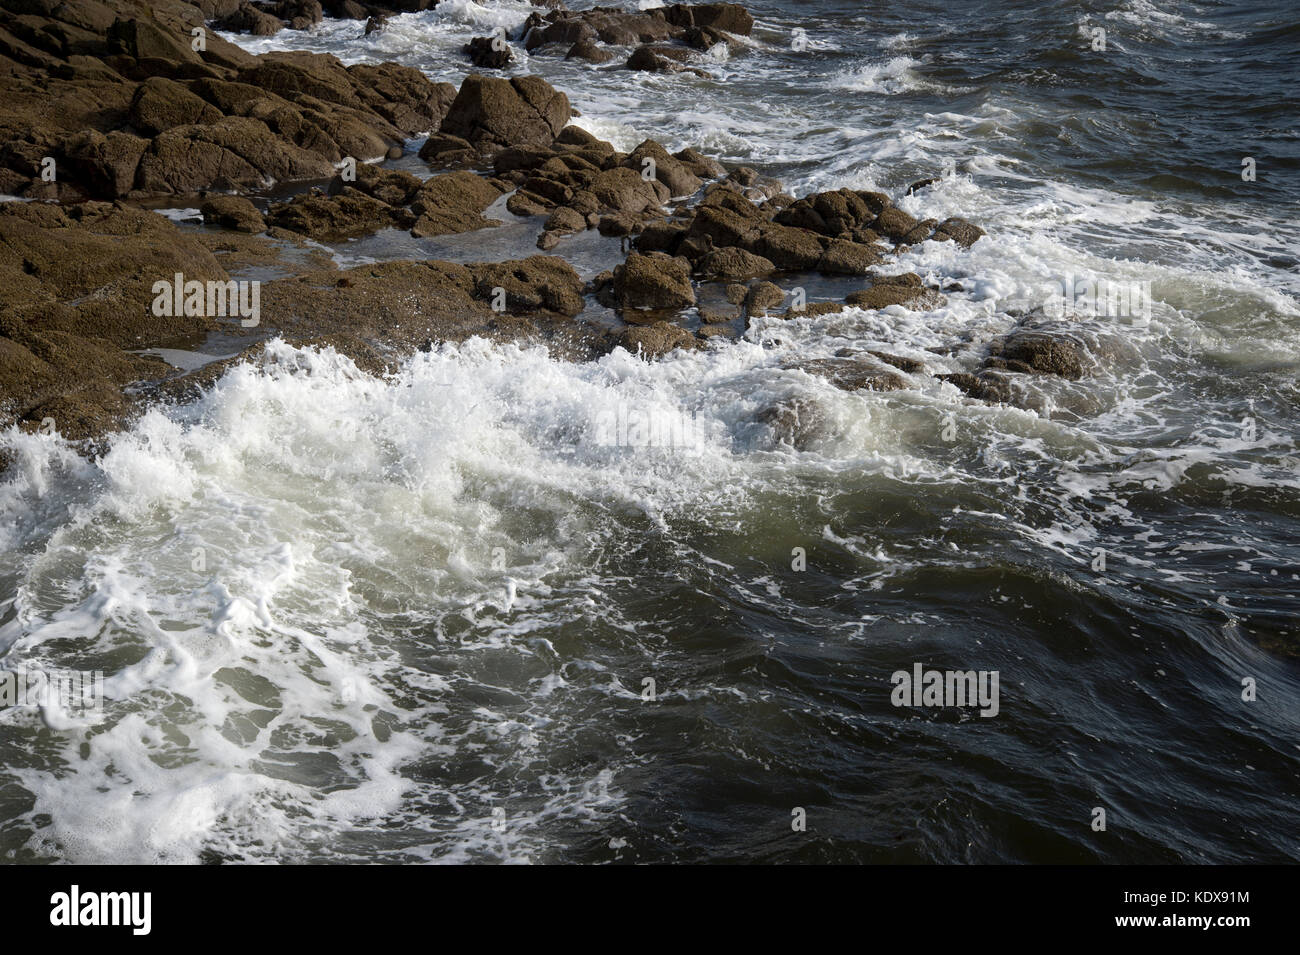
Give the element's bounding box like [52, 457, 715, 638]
[872, 206, 920, 241]
[614, 252, 696, 312]
[633, 219, 688, 254]
[986, 330, 1087, 379]
[724, 283, 747, 304]
[544, 204, 587, 235]
[845, 284, 944, 311]
[625, 139, 702, 198]
[754, 224, 825, 271]
[346, 162, 422, 206]
[818, 238, 881, 275]
[697, 323, 737, 340]
[855, 190, 893, 215]
[408, 171, 507, 237]
[471, 255, 585, 315]
[201, 195, 266, 233]
[465, 36, 513, 69]
[784, 302, 848, 318]
[933, 216, 986, 247]
[744, 281, 785, 315]
[59, 129, 148, 199]
[589, 166, 667, 216]
[899, 218, 939, 246]
[566, 39, 614, 64]
[790, 356, 910, 393]
[664, 3, 754, 35]
[128, 76, 224, 137]
[907, 177, 941, 195]
[269, 187, 407, 240]
[620, 321, 698, 359]
[867, 351, 926, 374]
[364, 15, 387, 35]
[440, 74, 571, 154]
[674, 147, 725, 179]
[135, 117, 337, 195]
[938, 372, 1013, 404]
[698, 304, 740, 324]
[625, 45, 707, 75]
[215, 2, 284, 36]
[696, 247, 774, 280]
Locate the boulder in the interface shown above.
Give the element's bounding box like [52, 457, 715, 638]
[470, 255, 585, 315]
[408, 171, 507, 237]
[696, 247, 774, 280]
[465, 36, 513, 70]
[620, 321, 698, 359]
[201, 194, 266, 233]
[614, 252, 696, 311]
[439, 74, 570, 153]
[933, 217, 986, 247]
[664, 3, 754, 35]
[128, 76, 224, 137]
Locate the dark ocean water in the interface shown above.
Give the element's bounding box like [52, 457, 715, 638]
[0, 0, 1297, 863]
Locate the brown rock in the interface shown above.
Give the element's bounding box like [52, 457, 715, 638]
[440, 74, 570, 153]
[201, 194, 266, 233]
[620, 321, 698, 359]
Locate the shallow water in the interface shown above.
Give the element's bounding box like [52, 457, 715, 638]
[0, 0, 1296, 863]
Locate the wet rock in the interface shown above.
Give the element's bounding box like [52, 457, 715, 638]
[633, 219, 688, 254]
[619, 321, 699, 360]
[784, 302, 847, 319]
[408, 171, 508, 237]
[269, 187, 408, 240]
[744, 281, 785, 315]
[624, 139, 702, 198]
[673, 147, 725, 179]
[344, 163, 422, 206]
[614, 251, 696, 311]
[696, 247, 774, 280]
[900, 218, 939, 245]
[758, 396, 826, 448]
[470, 255, 585, 315]
[789, 356, 910, 393]
[439, 74, 571, 154]
[932, 216, 986, 247]
[201, 194, 266, 233]
[907, 176, 941, 195]
[465, 36, 513, 69]
[986, 330, 1087, 379]
[566, 39, 614, 64]
[724, 283, 748, 305]
[818, 238, 881, 275]
[867, 350, 926, 374]
[753, 224, 825, 271]
[872, 206, 920, 242]
[845, 284, 945, 311]
[697, 323, 738, 340]
[938, 372, 1014, 404]
[215, 2, 284, 36]
[589, 166, 668, 217]
[698, 304, 740, 324]
[664, 3, 755, 36]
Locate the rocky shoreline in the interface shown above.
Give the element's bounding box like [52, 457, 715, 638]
[1, 0, 1114, 455]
